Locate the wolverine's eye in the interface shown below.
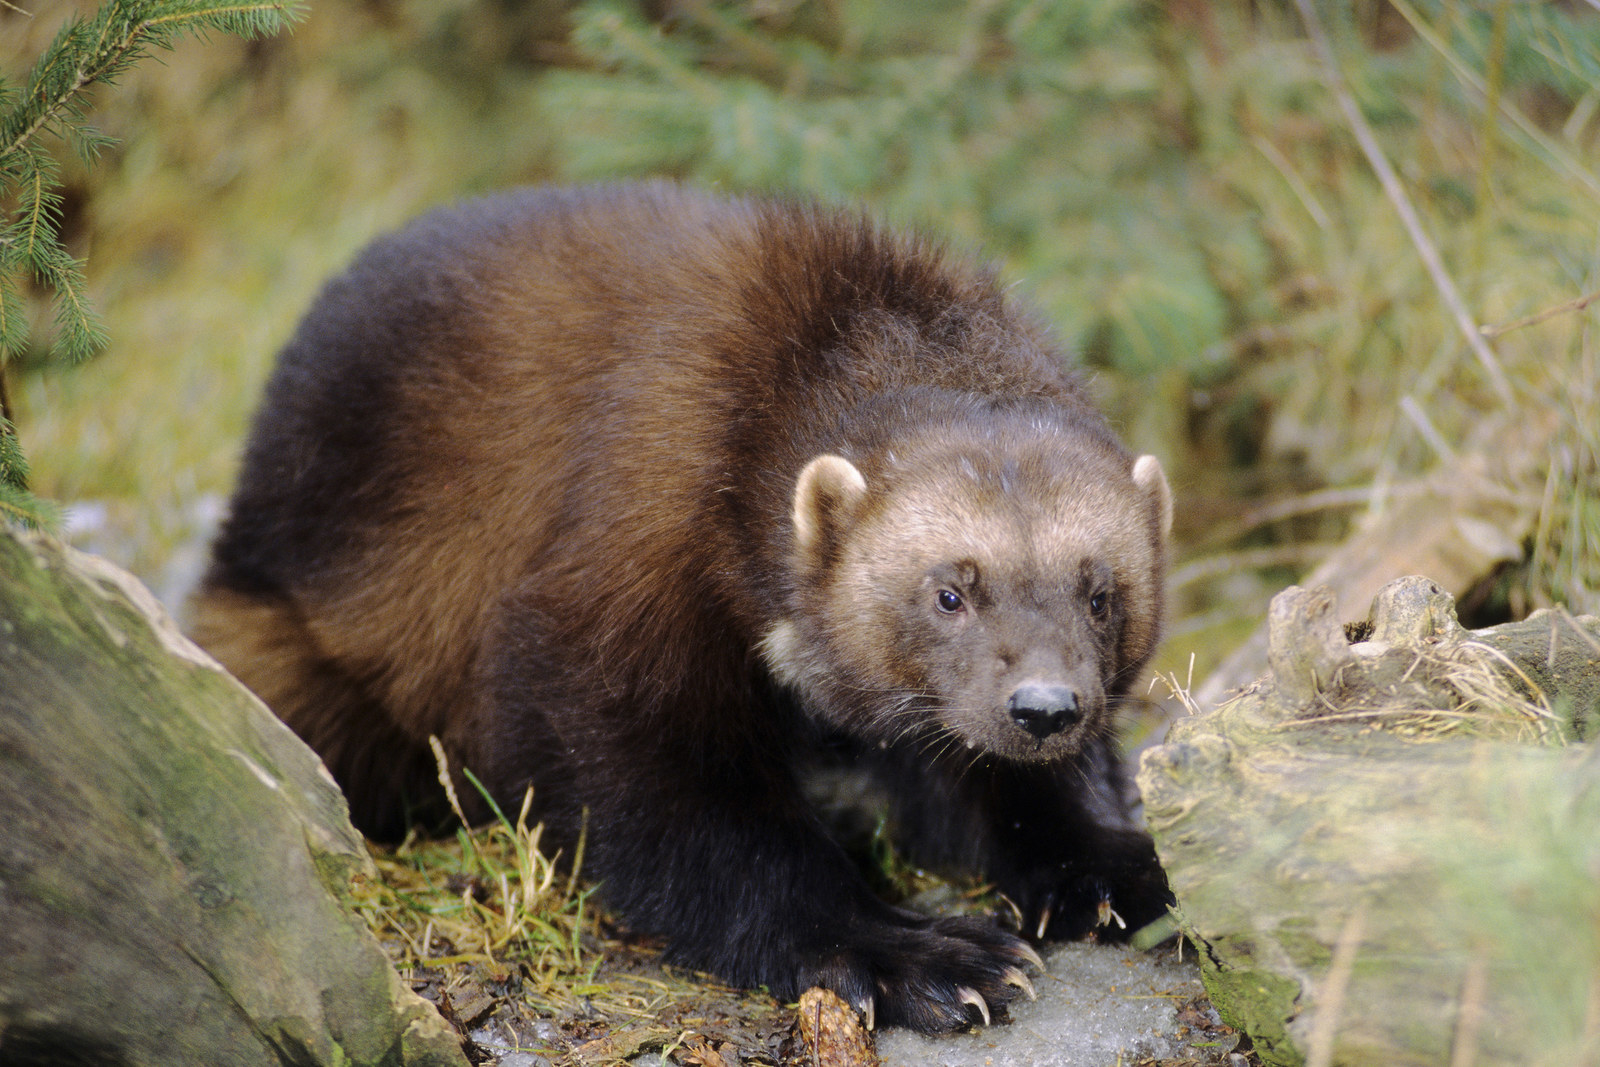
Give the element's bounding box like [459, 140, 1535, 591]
[936, 589, 965, 614]
[1089, 591, 1109, 616]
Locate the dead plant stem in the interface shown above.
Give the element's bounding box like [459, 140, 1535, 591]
[1480, 287, 1600, 339]
[1388, 0, 1600, 202]
[1306, 904, 1366, 1067]
[1473, 0, 1510, 247]
[1292, 0, 1514, 406]
[1449, 952, 1491, 1067]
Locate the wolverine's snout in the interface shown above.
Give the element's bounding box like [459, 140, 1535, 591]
[1006, 683, 1081, 739]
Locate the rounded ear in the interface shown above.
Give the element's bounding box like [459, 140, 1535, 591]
[792, 454, 868, 555]
[1132, 454, 1173, 538]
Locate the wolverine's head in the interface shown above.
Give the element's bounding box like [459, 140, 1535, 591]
[762, 412, 1171, 763]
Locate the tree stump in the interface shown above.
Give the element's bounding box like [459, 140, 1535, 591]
[0, 528, 467, 1067]
[1138, 576, 1600, 1067]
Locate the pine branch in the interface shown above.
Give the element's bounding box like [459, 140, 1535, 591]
[0, 0, 302, 366]
[2, 2, 294, 162]
[0, 413, 55, 530]
[0, 0, 300, 530]
[0, 258, 20, 361]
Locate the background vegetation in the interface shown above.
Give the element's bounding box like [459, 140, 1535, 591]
[6, 0, 1597, 680]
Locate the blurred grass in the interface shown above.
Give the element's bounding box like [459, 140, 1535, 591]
[3, 0, 551, 580]
[7, 0, 1597, 663]
[6, 0, 1600, 782]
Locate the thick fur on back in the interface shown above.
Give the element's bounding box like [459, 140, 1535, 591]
[192, 182, 1172, 1033]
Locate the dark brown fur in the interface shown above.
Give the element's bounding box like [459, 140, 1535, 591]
[191, 183, 1173, 1033]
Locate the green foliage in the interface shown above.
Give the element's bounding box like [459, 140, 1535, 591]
[543, 0, 1230, 377]
[0, 417, 56, 529]
[1, 0, 301, 363]
[0, 0, 301, 528]
[5, 0, 1597, 623]
[535, 0, 1600, 624]
[1424, 0, 1600, 100]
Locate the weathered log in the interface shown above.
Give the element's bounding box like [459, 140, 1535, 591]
[1139, 576, 1600, 1067]
[1193, 415, 1554, 709]
[0, 528, 468, 1067]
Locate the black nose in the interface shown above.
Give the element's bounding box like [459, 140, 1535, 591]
[1007, 684, 1081, 739]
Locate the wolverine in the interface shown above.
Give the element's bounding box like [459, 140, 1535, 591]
[191, 182, 1175, 1033]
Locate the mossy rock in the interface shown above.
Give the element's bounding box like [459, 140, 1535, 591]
[1139, 576, 1600, 1067]
[0, 527, 468, 1067]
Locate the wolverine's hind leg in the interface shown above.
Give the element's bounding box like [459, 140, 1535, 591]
[187, 585, 450, 839]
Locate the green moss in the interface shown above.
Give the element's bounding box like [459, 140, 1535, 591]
[1198, 956, 1304, 1067]
[1272, 918, 1333, 974]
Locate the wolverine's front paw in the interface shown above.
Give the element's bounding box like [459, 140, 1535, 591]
[1029, 866, 1174, 943]
[799, 910, 1043, 1033]
[1009, 832, 1175, 943]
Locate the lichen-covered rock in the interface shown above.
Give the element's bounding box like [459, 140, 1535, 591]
[1139, 576, 1600, 1067]
[0, 528, 467, 1067]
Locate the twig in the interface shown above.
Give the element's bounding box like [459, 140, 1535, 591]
[1252, 133, 1332, 231]
[1292, 0, 1515, 407]
[1306, 904, 1366, 1067]
[1400, 394, 1458, 462]
[1479, 287, 1600, 339]
[1449, 951, 1491, 1067]
[1189, 484, 1425, 554]
[1557, 606, 1600, 658]
[1169, 543, 1334, 592]
[1582, 975, 1600, 1063]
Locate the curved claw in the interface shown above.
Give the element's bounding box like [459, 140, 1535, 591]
[1034, 901, 1053, 940]
[958, 986, 990, 1027]
[855, 994, 876, 1032]
[1016, 941, 1046, 972]
[1097, 899, 1127, 930]
[1004, 966, 1037, 1001]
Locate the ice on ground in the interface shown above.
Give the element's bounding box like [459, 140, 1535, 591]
[877, 941, 1211, 1067]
